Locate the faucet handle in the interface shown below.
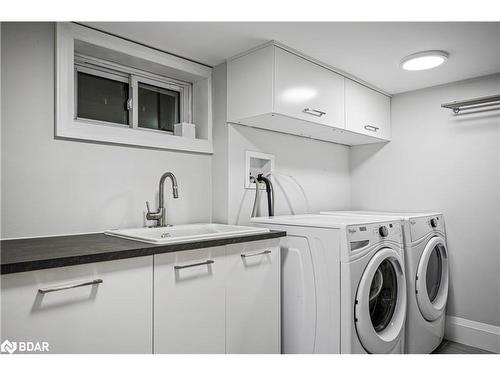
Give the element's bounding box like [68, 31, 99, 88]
[145, 201, 162, 222]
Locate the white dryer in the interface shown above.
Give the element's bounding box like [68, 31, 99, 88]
[320, 211, 449, 353]
[251, 214, 407, 354]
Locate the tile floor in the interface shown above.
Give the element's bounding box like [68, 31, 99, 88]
[432, 340, 494, 354]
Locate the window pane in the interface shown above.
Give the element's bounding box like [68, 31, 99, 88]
[138, 83, 180, 132]
[77, 72, 129, 125]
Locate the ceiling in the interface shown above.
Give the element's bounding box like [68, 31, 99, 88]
[83, 22, 500, 94]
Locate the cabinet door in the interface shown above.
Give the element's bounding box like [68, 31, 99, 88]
[154, 247, 226, 353]
[0, 257, 153, 354]
[227, 45, 275, 122]
[226, 240, 280, 354]
[345, 79, 391, 140]
[274, 47, 345, 129]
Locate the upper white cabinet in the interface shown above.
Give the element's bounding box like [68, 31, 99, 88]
[227, 42, 391, 146]
[345, 79, 391, 140]
[273, 47, 345, 129]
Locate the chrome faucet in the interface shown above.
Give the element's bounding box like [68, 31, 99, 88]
[146, 172, 179, 227]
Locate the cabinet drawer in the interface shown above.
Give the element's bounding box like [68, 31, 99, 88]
[226, 240, 280, 353]
[274, 47, 345, 129]
[153, 247, 226, 354]
[0, 257, 153, 354]
[345, 79, 391, 140]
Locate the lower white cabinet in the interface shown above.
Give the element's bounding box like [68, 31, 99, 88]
[154, 240, 281, 354]
[154, 246, 227, 354]
[226, 240, 280, 353]
[0, 257, 153, 354]
[1, 240, 281, 354]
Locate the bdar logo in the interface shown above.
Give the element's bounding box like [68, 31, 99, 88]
[1, 340, 17, 354]
[1, 340, 49, 353]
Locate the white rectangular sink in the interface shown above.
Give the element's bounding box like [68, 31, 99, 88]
[105, 223, 270, 245]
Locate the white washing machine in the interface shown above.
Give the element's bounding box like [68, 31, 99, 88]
[320, 211, 449, 353]
[251, 214, 407, 354]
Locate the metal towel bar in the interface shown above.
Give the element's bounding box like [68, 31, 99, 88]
[441, 94, 500, 113]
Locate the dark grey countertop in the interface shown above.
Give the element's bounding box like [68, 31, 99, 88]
[0, 230, 286, 274]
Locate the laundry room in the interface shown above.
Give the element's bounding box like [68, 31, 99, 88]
[1, 1, 499, 372]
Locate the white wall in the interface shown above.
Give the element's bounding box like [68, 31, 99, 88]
[211, 63, 229, 224]
[211, 62, 351, 226]
[351, 74, 500, 327]
[1, 23, 212, 238]
[2, 24, 351, 240]
[226, 124, 351, 225]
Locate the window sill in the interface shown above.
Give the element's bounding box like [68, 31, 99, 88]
[57, 120, 213, 154]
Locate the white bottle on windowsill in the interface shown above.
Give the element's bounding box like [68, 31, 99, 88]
[174, 122, 196, 139]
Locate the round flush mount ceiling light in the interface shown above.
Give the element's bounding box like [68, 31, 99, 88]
[400, 50, 449, 71]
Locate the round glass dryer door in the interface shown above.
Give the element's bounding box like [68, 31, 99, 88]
[416, 236, 449, 321]
[355, 248, 407, 354]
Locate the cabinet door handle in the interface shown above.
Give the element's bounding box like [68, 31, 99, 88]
[303, 108, 326, 117]
[38, 279, 103, 294]
[174, 260, 214, 270]
[241, 249, 272, 258]
[364, 125, 379, 132]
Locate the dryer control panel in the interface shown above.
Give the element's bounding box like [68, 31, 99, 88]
[347, 221, 402, 251]
[410, 214, 445, 242]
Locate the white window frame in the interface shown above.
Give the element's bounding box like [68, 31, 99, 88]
[56, 22, 213, 154]
[74, 54, 193, 134]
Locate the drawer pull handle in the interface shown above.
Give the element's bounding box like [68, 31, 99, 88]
[241, 250, 272, 258]
[364, 125, 379, 132]
[38, 279, 103, 294]
[174, 260, 214, 270]
[303, 108, 326, 117]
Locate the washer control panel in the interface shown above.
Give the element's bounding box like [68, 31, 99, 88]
[430, 218, 438, 228]
[347, 221, 402, 251]
[379, 225, 389, 237]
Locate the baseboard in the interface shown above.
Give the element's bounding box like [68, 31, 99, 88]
[444, 315, 500, 353]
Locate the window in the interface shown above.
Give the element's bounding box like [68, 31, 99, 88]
[77, 70, 130, 126]
[56, 23, 213, 153]
[138, 83, 180, 132]
[74, 55, 192, 132]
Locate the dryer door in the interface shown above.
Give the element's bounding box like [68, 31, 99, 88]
[355, 247, 407, 353]
[415, 236, 449, 321]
